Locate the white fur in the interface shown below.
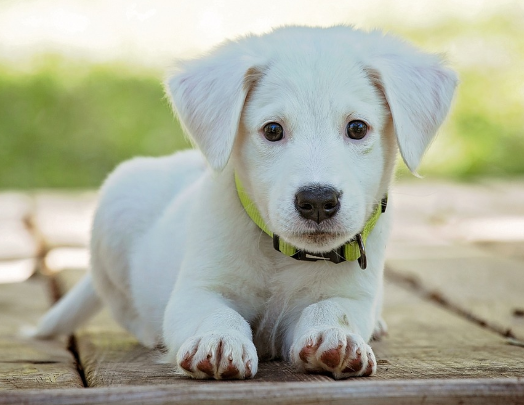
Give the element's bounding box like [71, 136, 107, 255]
[34, 26, 457, 380]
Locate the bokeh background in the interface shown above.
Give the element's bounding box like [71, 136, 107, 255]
[1, 0, 523, 189]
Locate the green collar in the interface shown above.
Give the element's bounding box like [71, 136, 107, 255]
[235, 173, 387, 269]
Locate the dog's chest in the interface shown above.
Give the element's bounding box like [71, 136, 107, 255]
[250, 261, 355, 357]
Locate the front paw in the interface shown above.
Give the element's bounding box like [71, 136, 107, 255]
[290, 328, 376, 379]
[176, 332, 258, 379]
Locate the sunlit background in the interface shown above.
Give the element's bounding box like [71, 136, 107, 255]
[1, 0, 523, 189]
[1, 1, 524, 284]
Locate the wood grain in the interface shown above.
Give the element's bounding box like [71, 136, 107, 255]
[56, 270, 524, 389]
[374, 281, 524, 379]
[387, 180, 524, 342]
[1, 378, 523, 405]
[387, 249, 524, 341]
[58, 271, 335, 386]
[0, 276, 84, 390]
[33, 192, 97, 248]
[0, 192, 38, 284]
[0, 220, 37, 261]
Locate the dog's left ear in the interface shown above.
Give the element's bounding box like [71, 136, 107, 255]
[366, 43, 458, 173]
[165, 43, 263, 171]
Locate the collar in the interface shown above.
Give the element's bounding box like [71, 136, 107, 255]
[234, 173, 387, 269]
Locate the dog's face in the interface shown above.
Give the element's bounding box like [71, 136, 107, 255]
[237, 51, 391, 252]
[166, 26, 457, 253]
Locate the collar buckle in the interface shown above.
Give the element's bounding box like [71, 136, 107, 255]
[381, 195, 388, 213]
[355, 233, 367, 270]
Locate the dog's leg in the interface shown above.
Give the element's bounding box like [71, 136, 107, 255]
[289, 298, 377, 379]
[371, 317, 388, 341]
[163, 288, 258, 380]
[372, 279, 388, 341]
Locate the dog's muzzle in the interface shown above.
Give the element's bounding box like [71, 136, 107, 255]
[235, 173, 387, 269]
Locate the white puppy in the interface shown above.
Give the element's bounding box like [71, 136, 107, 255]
[35, 26, 457, 380]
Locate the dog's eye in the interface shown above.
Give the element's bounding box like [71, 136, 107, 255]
[346, 120, 368, 140]
[263, 123, 284, 142]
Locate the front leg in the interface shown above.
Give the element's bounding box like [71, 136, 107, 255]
[289, 298, 376, 379]
[163, 288, 258, 380]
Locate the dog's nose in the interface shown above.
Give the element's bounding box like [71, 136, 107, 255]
[294, 186, 341, 224]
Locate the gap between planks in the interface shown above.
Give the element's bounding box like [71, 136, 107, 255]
[56, 268, 524, 389]
[29, 195, 90, 390]
[48, 273, 88, 388]
[384, 264, 524, 345]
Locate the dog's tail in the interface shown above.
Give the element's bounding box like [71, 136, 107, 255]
[32, 273, 102, 338]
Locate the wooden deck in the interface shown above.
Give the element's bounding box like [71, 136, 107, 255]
[1, 179, 523, 404]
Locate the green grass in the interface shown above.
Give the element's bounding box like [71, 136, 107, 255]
[0, 59, 189, 189]
[1, 14, 523, 189]
[392, 13, 524, 179]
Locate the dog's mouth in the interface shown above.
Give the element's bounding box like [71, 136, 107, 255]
[296, 231, 339, 240]
[301, 231, 338, 243]
[285, 229, 351, 252]
[272, 211, 356, 253]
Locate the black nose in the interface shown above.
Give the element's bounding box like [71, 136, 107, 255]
[294, 185, 341, 224]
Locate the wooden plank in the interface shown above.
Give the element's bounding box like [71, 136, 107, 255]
[388, 181, 505, 246]
[33, 192, 97, 248]
[0, 220, 38, 261]
[44, 247, 90, 273]
[57, 269, 524, 388]
[1, 378, 523, 405]
[391, 180, 524, 222]
[0, 192, 33, 222]
[387, 249, 524, 341]
[0, 276, 84, 390]
[475, 241, 524, 261]
[387, 179, 524, 342]
[389, 180, 524, 248]
[374, 281, 524, 380]
[0, 192, 38, 284]
[76, 331, 335, 386]
[57, 270, 335, 386]
[0, 258, 36, 284]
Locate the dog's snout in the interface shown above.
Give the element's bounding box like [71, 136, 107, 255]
[294, 185, 341, 224]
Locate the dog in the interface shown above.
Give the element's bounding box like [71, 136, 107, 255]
[34, 25, 457, 380]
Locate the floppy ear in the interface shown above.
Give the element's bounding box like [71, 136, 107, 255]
[165, 42, 263, 171]
[367, 44, 458, 173]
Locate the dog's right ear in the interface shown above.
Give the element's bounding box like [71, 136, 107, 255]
[165, 43, 263, 171]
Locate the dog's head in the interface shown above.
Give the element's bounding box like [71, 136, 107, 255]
[165, 26, 457, 253]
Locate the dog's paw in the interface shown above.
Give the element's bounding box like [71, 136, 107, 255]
[176, 332, 258, 379]
[290, 328, 376, 379]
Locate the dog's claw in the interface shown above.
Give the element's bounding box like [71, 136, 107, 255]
[245, 360, 252, 378]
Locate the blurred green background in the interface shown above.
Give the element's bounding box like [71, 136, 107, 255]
[0, 3, 523, 189]
[0, 60, 189, 188]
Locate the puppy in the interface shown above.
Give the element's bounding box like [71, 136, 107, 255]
[34, 25, 457, 380]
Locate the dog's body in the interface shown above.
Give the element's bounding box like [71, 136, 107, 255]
[35, 26, 457, 380]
